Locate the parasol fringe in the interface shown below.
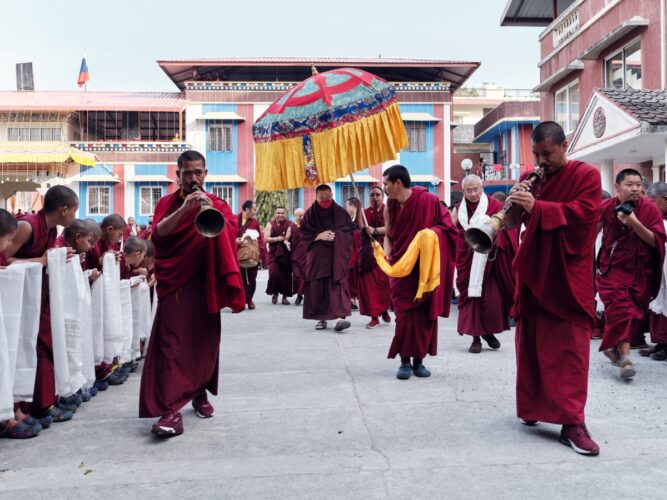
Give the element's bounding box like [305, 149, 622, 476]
[254, 102, 407, 191]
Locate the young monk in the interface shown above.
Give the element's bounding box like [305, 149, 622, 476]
[121, 236, 147, 280]
[87, 214, 126, 271]
[0, 209, 41, 439]
[3, 186, 79, 425]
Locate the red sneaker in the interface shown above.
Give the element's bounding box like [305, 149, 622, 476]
[366, 318, 380, 329]
[381, 311, 391, 323]
[151, 412, 183, 437]
[559, 424, 600, 456]
[192, 392, 215, 418]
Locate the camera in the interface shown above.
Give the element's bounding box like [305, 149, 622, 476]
[614, 201, 635, 215]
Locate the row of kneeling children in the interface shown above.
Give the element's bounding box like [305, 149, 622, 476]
[0, 186, 157, 439]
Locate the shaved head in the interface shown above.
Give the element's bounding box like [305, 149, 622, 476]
[461, 174, 483, 188]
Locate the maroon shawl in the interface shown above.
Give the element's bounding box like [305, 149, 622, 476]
[514, 160, 602, 328]
[152, 190, 245, 313]
[387, 187, 457, 319]
[300, 202, 356, 282]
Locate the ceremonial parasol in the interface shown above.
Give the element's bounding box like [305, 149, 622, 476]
[252, 67, 407, 194]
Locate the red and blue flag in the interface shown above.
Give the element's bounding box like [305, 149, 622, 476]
[77, 56, 89, 88]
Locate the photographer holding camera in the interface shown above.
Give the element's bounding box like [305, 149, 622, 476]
[597, 168, 666, 379]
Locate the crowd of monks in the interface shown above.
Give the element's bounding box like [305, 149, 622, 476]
[3, 122, 667, 458]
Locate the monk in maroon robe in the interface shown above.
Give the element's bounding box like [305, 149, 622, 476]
[357, 186, 391, 329]
[506, 121, 601, 455]
[454, 175, 516, 353]
[289, 208, 307, 305]
[236, 200, 263, 310]
[643, 183, 667, 359]
[382, 165, 457, 380]
[85, 214, 125, 272]
[597, 170, 666, 379]
[139, 150, 244, 437]
[264, 207, 294, 304]
[4, 186, 79, 424]
[122, 216, 137, 241]
[300, 185, 355, 331]
[346, 197, 362, 310]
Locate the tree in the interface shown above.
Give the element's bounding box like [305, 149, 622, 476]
[255, 190, 288, 227]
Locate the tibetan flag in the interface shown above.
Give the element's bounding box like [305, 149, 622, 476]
[77, 56, 89, 87]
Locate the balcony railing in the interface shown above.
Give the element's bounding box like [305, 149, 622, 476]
[480, 164, 532, 182]
[455, 87, 538, 99]
[552, 8, 579, 47]
[70, 141, 191, 154]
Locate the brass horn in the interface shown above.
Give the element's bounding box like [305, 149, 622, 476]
[464, 168, 544, 254]
[192, 183, 226, 238]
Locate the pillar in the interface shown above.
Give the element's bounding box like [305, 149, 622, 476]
[599, 159, 614, 194]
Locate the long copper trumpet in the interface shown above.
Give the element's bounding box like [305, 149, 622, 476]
[192, 183, 226, 238]
[463, 168, 544, 254]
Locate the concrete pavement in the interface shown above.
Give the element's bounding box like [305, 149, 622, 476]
[1, 270, 666, 499]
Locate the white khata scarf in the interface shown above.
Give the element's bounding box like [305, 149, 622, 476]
[458, 193, 490, 297]
[649, 220, 667, 316]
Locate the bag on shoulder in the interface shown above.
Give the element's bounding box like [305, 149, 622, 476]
[237, 239, 260, 268]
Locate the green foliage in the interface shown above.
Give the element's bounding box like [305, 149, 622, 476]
[255, 190, 288, 226]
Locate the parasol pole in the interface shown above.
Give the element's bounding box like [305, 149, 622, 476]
[349, 172, 370, 229]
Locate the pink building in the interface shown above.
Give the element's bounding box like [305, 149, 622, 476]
[1, 58, 481, 218]
[502, 0, 667, 191]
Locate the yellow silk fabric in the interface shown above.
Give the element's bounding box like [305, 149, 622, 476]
[372, 228, 440, 300]
[254, 102, 407, 191]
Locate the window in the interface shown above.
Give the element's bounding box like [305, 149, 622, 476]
[209, 124, 233, 152]
[404, 122, 427, 152]
[87, 186, 111, 216]
[211, 185, 234, 208]
[342, 185, 365, 207]
[554, 80, 579, 134]
[605, 40, 642, 89]
[7, 127, 62, 141]
[287, 189, 301, 215]
[139, 186, 163, 216]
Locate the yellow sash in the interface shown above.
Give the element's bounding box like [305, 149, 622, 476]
[372, 228, 440, 300]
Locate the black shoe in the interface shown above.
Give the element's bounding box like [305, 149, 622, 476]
[650, 348, 667, 361]
[630, 334, 649, 349]
[295, 295, 303, 306]
[396, 363, 412, 380]
[351, 303, 359, 310]
[334, 320, 351, 332]
[468, 337, 482, 354]
[639, 344, 661, 357]
[412, 364, 431, 378]
[520, 419, 539, 426]
[482, 334, 501, 350]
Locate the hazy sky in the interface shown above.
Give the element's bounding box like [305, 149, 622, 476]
[0, 0, 542, 92]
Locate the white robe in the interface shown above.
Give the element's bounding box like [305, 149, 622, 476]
[89, 271, 105, 364]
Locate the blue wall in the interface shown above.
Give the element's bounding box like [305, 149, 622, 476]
[204, 103, 238, 175]
[398, 103, 434, 176]
[135, 164, 167, 175]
